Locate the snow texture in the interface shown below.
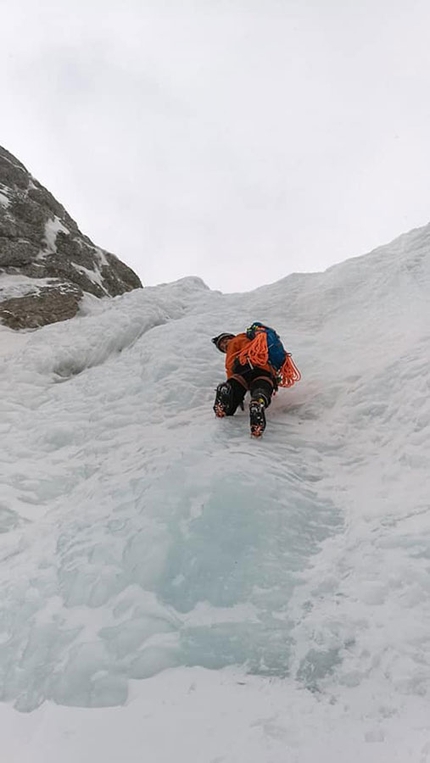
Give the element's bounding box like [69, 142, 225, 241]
[0, 191, 10, 208]
[42, 217, 69, 254]
[0, 226, 430, 761]
[0, 274, 57, 301]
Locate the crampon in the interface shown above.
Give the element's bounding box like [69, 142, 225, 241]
[249, 399, 266, 437]
[213, 383, 231, 418]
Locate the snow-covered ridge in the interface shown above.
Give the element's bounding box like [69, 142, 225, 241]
[1, 230, 430, 760]
[6, 278, 208, 381]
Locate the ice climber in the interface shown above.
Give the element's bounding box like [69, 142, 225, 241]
[211, 324, 301, 437]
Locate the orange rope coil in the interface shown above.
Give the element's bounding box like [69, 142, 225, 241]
[237, 330, 301, 388]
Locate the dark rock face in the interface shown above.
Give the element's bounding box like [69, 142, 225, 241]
[0, 146, 142, 329]
[0, 284, 82, 330]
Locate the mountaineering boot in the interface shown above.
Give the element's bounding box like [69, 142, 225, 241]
[213, 382, 232, 418]
[249, 397, 266, 437]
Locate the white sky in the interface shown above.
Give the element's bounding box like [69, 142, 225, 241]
[1, 0, 430, 292]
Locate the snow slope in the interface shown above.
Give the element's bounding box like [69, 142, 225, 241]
[1, 225, 430, 761]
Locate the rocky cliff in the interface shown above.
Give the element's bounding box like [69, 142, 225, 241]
[0, 147, 142, 329]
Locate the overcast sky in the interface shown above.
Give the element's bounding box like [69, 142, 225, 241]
[1, 0, 430, 292]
